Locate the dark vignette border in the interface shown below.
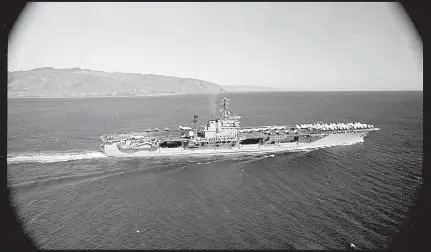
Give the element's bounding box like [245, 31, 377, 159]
[1, 1, 427, 251]
[3, 2, 36, 251]
[388, 2, 428, 252]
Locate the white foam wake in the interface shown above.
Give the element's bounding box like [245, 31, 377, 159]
[7, 151, 107, 164]
[7, 135, 366, 164]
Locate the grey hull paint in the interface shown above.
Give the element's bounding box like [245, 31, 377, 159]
[101, 130, 377, 157]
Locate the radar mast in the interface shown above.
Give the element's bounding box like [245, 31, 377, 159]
[220, 97, 231, 120]
[191, 114, 199, 138]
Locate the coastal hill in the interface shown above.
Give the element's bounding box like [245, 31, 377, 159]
[221, 85, 281, 92]
[7, 68, 226, 98]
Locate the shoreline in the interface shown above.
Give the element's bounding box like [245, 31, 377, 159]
[7, 92, 219, 99]
[7, 90, 423, 99]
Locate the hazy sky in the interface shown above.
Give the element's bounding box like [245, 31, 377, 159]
[9, 2, 422, 91]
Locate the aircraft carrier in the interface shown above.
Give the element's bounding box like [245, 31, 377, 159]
[100, 97, 379, 157]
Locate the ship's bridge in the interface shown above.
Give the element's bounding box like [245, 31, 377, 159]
[202, 98, 241, 139]
[203, 115, 241, 139]
[203, 119, 240, 139]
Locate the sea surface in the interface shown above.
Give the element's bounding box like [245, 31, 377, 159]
[7, 91, 423, 249]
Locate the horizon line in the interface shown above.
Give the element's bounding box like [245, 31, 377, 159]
[8, 67, 423, 92]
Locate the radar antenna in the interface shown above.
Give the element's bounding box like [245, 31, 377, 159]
[220, 97, 231, 120]
[191, 114, 199, 138]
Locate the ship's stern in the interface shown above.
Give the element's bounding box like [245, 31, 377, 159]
[100, 144, 106, 154]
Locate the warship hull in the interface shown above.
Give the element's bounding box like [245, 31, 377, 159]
[100, 130, 376, 157]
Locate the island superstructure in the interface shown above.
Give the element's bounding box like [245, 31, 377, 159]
[100, 98, 379, 157]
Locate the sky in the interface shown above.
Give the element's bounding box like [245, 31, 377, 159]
[8, 2, 422, 91]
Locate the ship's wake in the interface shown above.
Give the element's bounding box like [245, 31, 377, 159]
[7, 135, 365, 165]
[7, 151, 107, 164]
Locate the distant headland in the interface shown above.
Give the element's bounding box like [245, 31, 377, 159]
[8, 68, 227, 98]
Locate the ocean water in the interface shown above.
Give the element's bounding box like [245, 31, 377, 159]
[7, 92, 423, 249]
